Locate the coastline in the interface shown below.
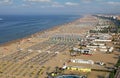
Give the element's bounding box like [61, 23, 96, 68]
[0, 15, 119, 78]
[0, 17, 81, 47]
[0, 16, 92, 57]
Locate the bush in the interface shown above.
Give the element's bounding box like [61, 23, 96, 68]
[109, 71, 115, 78]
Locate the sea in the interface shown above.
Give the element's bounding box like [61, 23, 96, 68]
[0, 15, 81, 44]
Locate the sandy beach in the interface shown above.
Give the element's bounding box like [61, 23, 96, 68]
[0, 15, 95, 56]
[0, 15, 119, 78]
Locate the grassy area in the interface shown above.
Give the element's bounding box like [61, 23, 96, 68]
[109, 58, 120, 78]
[109, 70, 116, 78]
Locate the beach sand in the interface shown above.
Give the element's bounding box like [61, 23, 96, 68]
[0, 15, 119, 78]
[0, 15, 96, 56]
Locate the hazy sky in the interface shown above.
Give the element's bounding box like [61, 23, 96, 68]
[0, 0, 120, 15]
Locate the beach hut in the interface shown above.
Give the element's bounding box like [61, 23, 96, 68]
[86, 45, 98, 48]
[66, 66, 91, 72]
[99, 46, 107, 49]
[94, 39, 111, 42]
[71, 59, 94, 65]
[70, 48, 92, 56]
[99, 49, 108, 52]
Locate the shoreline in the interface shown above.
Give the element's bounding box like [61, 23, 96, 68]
[0, 15, 95, 57]
[0, 15, 118, 78]
[0, 17, 81, 47]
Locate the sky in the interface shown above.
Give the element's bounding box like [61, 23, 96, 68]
[0, 0, 120, 15]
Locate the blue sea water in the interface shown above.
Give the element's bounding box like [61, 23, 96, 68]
[0, 15, 81, 44]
